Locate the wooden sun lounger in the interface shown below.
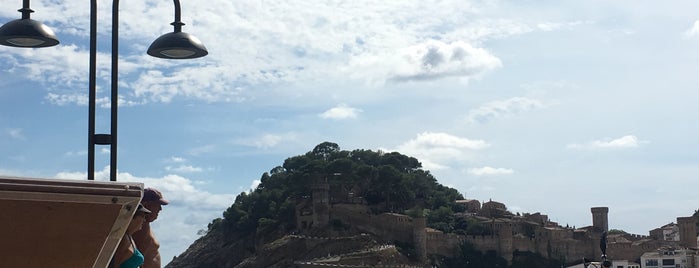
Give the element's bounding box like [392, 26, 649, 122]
[0, 176, 144, 268]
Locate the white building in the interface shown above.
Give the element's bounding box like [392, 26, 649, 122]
[640, 248, 697, 268]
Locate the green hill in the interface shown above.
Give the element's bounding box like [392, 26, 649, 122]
[165, 142, 563, 268]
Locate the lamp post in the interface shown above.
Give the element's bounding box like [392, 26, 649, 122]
[0, 0, 208, 181]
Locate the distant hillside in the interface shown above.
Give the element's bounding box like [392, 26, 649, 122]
[166, 142, 465, 267]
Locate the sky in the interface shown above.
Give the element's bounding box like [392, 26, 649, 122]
[2, 0, 699, 264]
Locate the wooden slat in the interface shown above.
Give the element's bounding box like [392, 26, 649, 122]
[0, 176, 143, 268]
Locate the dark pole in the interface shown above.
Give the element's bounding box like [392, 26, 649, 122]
[88, 0, 119, 181]
[600, 231, 610, 267]
[172, 0, 183, 33]
[19, 0, 32, 20]
[87, 0, 97, 180]
[110, 0, 119, 182]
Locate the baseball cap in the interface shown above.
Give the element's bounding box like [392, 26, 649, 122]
[142, 188, 169, 205]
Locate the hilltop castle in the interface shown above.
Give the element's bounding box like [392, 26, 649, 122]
[295, 180, 698, 264]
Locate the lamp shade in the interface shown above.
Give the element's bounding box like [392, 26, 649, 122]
[0, 18, 59, 48]
[147, 31, 207, 59]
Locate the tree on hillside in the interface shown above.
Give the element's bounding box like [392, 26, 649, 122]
[310, 142, 340, 160]
[214, 142, 464, 235]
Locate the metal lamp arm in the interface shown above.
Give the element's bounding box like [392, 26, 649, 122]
[172, 0, 185, 33]
[19, 0, 34, 19]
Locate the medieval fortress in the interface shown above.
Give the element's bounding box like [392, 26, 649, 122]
[295, 180, 698, 265]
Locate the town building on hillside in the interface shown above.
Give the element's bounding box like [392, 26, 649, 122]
[296, 181, 699, 266]
[566, 260, 640, 268]
[454, 199, 481, 213]
[479, 199, 512, 218]
[640, 247, 698, 268]
[650, 223, 680, 242]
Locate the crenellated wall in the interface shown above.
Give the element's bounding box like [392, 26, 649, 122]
[607, 240, 663, 261]
[318, 201, 687, 266]
[331, 204, 414, 243]
[425, 231, 500, 257]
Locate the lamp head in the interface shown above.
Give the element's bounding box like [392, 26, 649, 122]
[147, 31, 207, 59]
[0, 18, 59, 48]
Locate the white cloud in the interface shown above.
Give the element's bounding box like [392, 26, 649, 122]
[591, 135, 642, 148]
[349, 40, 501, 84]
[55, 167, 235, 209]
[254, 134, 283, 149]
[168, 157, 187, 163]
[467, 97, 545, 124]
[468, 166, 514, 176]
[234, 133, 298, 149]
[250, 179, 261, 191]
[45, 93, 89, 106]
[129, 67, 251, 104]
[401, 132, 490, 150]
[0, 0, 575, 106]
[7, 128, 25, 140]
[63, 150, 87, 157]
[684, 21, 699, 38]
[568, 135, 645, 149]
[163, 157, 203, 173]
[54, 167, 236, 261]
[166, 165, 204, 173]
[536, 21, 590, 32]
[319, 104, 362, 120]
[188, 144, 217, 156]
[390, 132, 489, 170]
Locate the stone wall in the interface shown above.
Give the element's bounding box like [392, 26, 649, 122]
[607, 240, 663, 262]
[678, 216, 697, 249]
[425, 231, 501, 257]
[331, 204, 413, 243]
[327, 203, 678, 265]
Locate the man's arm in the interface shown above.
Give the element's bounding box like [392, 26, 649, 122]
[133, 225, 162, 268]
[137, 229, 162, 268]
[132, 224, 152, 253]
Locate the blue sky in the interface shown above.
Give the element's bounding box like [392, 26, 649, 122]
[2, 0, 699, 263]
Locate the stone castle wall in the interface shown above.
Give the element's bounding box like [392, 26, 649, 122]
[607, 240, 663, 262]
[324, 202, 685, 265]
[331, 204, 413, 242]
[425, 231, 500, 257]
[331, 203, 602, 263]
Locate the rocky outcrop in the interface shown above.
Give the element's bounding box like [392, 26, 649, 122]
[165, 228, 256, 268]
[166, 228, 422, 268]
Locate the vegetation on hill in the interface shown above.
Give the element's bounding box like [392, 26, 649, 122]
[183, 142, 565, 267]
[208, 142, 464, 234]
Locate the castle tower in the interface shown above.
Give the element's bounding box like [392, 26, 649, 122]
[413, 217, 427, 262]
[498, 222, 513, 263]
[311, 179, 330, 227]
[591, 207, 609, 232]
[677, 216, 697, 249]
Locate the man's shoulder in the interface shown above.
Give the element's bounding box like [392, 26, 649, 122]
[133, 225, 155, 242]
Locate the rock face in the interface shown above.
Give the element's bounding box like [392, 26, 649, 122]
[165, 226, 421, 268]
[165, 227, 254, 268]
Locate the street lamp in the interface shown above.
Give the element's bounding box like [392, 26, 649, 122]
[0, 0, 58, 47]
[0, 0, 208, 181]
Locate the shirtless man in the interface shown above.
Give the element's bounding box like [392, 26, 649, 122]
[133, 188, 169, 268]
